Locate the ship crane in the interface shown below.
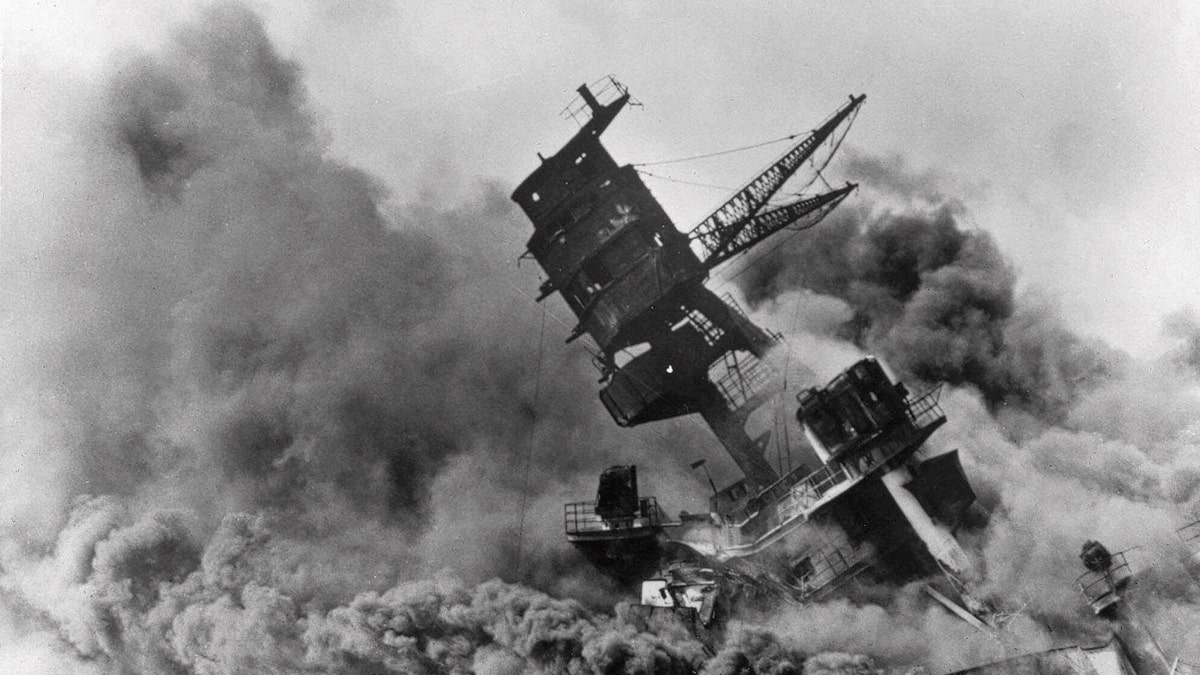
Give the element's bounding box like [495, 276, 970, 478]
[687, 95, 864, 270]
[699, 184, 857, 269]
[511, 78, 867, 492]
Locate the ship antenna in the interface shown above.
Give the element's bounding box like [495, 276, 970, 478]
[513, 306, 548, 581]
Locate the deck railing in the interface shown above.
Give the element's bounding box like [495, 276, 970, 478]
[905, 385, 945, 429]
[746, 462, 818, 515]
[722, 462, 856, 549]
[1076, 551, 1133, 614]
[720, 385, 948, 550]
[565, 497, 663, 536]
[720, 292, 783, 341]
[791, 542, 872, 598]
[712, 351, 775, 411]
[561, 75, 633, 127]
[743, 396, 944, 525]
[773, 463, 853, 521]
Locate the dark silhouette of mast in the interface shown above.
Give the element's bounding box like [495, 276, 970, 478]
[511, 78, 863, 489]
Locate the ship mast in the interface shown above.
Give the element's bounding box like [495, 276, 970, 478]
[699, 183, 856, 269]
[688, 95, 864, 270]
[511, 78, 863, 491]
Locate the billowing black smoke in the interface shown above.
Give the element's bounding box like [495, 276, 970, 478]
[738, 200, 1118, 422]
[5, 2, 644, 539]
[3, 498, 887, 674]
[0, 4, 897, 672]
[6, 3, 1199, 672]
[730, 159, 1200, 663]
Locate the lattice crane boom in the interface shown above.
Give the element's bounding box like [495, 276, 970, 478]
[702, 183, 857, 270]
[688, 94, 865, 266]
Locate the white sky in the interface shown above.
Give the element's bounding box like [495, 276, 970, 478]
[5, 0, 1199, 354]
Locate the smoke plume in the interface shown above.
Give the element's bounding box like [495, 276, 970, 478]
[0, 4, 891, 672]
[3, 3, 1198, 673]
[737, 196, 1118, 422]
[1165, 309, 1200, 375]
[1, 497, 897, 673]
[733, 155, 1200, 664]
[1, 0, 661, 574]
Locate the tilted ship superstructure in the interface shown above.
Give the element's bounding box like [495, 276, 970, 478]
[511, 77, 1198, 673]
[511, 78, 858, 490]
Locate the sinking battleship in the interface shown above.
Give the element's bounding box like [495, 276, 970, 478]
[510, 77, 1198, 674]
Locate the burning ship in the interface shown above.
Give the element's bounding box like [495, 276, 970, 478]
[510, 77, 1197, 674]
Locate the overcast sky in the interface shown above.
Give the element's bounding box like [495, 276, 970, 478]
[6, 0, 1199, 354]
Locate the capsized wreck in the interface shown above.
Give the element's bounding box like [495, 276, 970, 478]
[510, 77, 1198, 673]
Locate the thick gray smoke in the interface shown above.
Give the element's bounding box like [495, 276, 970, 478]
[1165, 309, 1200, 374]
[0, 4, 892, 673]
[737, 192, 1118, 422]
[0, 498, 890, 673]
[4, 3, 1198, 673]
[733, 158, 1200, 664]
[1, 0, 664, 574]
[4, 499, 707, 673]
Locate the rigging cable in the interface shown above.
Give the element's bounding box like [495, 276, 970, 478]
[513, 304, 548, 582]
[632, 133, 799, 167]
[635, 170, 739, 192]
[637, 169, 823, 207]
[708, 105, 862, 289]
[781, 104, 861, 202]
[713, 197, 846, 290]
